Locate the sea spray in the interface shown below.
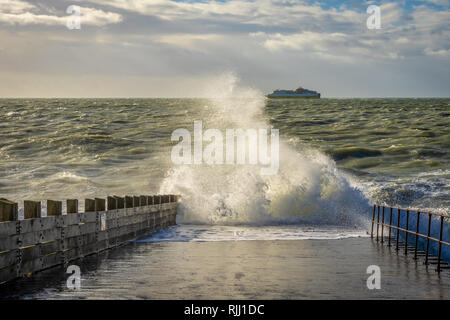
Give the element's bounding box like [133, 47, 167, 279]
[160, 73, 371, 226]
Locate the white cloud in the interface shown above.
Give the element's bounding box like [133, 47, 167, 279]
[0, 0, 33, 13]
[423, 0, 449, 6]
[0, 1, 122, 26]
[425, 47, 450, 57]
[0, 0, 449, 97]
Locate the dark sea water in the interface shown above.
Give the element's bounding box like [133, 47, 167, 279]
[0, 91, 449, 299]
[1, 97, 448, 215]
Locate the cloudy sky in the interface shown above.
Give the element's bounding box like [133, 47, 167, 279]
[0, 0, 449, 97]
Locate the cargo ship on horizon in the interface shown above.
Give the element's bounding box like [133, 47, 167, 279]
[266, 87, 321, 99]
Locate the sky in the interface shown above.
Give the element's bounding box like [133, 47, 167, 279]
[0, 0, 449, 98]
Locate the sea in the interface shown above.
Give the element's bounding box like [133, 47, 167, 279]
[0, 77, 449, 298]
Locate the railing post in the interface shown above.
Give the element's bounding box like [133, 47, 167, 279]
[414, 212, 420, 260]
[371, 205, 376, 238]
[405, 210, 410, 255]
[381, 206, 385, 243]
[388, 207, 393, 247]
[376, 205, 380, 241]
[425, 213, 432, 265]
[396, 208, 401, 251]
[437, 216, 444, 273]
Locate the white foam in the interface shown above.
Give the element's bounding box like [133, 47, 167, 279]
[136, 224, 370, 242]
[159, 73, 371, 226]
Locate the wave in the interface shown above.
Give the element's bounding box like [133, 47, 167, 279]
[327, 147, 382, 161]
[159, 73, 371, 226]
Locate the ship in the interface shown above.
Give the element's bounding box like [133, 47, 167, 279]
[266, 87, 321, 99]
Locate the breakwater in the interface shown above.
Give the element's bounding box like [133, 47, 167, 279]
[0, 195, 178, 284]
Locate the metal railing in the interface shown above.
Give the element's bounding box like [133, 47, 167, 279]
[371, 205, 449, 273]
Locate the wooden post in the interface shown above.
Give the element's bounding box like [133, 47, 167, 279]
[0, 198, 18, 222]
[85, 199, 95, 212]
[133, 196, 140, 207]
[66, 199, 78, 214]
[140, 195, 147, 206]
[95, 198, 105, 211]
[125, 196, 133, 208]
[47, 200, 62, 216]
[147, 196, 154, 205]
[114, 196, 124, 209]
[381, 206, 385, 243]
[24, 200, 41, 219]
[107, 196, 117, 210]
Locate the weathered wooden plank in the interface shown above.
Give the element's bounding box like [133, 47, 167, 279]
[62, 213, 80, 226]
[106, 217, 117, 229]
[21, 245, 41, 263]
[0, 221, 18, 237]
[67, 199, 78, 214]
[40, 241, 59, 256]
[83, 211, 97, 223]
[0, 199, 18, 222]
[0, 249, 17, 269]
[139, 195, 147, 206]
[41, 252, 62, 270]
[65, 224, 81, 238]
[20, 228, 60, 248]
[79, 222, 96, 236]
[0, 265, 17, 284]
[0, 198, 177, 284]
[114, 196, 124, 209]
[24, 201, 41, 219]
[19, 217, 56, 234]
[107, 196, 117, 210]
[125, 196, 133, 208]
[65, 247, 83, 261]
[20, 257, 43, 275]
[95, 198, 105, 212]
[47, 200, 62, 216]
[0, 235, 19, 252]
[85, 199, 95, 212]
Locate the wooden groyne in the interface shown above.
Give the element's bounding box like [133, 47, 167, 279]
[0, 195, 178, 284]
